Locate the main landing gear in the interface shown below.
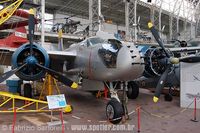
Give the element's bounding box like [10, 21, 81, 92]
[127, 81, 139, 99]
[105, 82, 129, 124]
[164, 86, 173, 102]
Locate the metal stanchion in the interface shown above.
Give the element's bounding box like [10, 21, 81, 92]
[60, 110, 65, 133]
[12, 108, 17, 133]
[137, 106, 141, 132]
[191, 97, 198, 122]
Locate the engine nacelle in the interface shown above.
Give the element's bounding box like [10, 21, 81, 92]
[143, 47, 172, 77]
[12, 43, 49, 81]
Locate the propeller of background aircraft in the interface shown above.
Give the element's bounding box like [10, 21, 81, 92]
[0, 9, 78, 89]
[148, 22, 200, 103]
[133, 16, 141, 32]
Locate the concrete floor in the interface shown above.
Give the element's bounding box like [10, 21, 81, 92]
[0, 86, 199, 133]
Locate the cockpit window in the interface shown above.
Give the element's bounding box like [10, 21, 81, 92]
[107, 39, 122, 50]
[98, 39, 122, 68]
[88, 37, 105, 46]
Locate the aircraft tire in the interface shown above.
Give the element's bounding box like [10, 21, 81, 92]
[106, 98, 123, 124]
[164, 93, 173, 102]
[24, 83, 32, 98]
[127, 81, 139, 99]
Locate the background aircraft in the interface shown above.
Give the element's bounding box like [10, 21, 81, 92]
[0, 27, 28, 48]
[129, 23, 200, 103]
[126, 43, 200, 101]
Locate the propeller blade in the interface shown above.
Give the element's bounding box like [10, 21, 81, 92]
[153, 66, 171, 103]
[137, 26, 141, 33]
[161, 25, 165, 32]
[28, 9, 35, 56]
[148, 22, 170, 58]
[36, 63, 78, 89]
[179, 56, 200, 63]
[0, 64, 27, 83]
[137, 16, 140, 24]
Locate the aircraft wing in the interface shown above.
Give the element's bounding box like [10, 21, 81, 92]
[0, 48, 77, 72]
[48, 50, 76, 60]
[135, 42, 174, 48]
[47, 50, 77, 72]
[169, 46, 200, 53]
[0, 48, 15, 66]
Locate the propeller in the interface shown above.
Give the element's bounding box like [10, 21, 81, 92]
[179, 55, 200, 63]
[0, 64, 27, 83]
[36, 63, 78, 89]
[148, 22, 200, 103]
[28, 9, 35, 56]
[137, 16, 141, 32]
[153, 66, 170, 102]
[148, 22, 170, 58]
[161, 25, 165, 32]
[0, 9, 78, 89]
[133, 16, 141, 33]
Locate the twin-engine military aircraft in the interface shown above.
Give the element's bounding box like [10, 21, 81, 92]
[0, 9, 145, 124]
[0, 9, 200, 124]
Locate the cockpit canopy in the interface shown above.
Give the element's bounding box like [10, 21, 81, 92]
[88, 37, 105, 46]
[80, 37, 122, 48]
[79, 37, 105, 47]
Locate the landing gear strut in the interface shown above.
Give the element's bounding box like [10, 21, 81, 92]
[105, 82, 129, 124]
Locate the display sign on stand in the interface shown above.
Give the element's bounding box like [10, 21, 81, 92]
[46, 94, 67, 126]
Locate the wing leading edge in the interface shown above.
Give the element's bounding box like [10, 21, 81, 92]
[0, 48, 77, 72]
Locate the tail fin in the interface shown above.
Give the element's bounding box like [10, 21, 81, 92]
[1, 27, 28, 48]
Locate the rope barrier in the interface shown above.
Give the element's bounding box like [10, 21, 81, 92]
[69, 97, 199, 125]
[141, 99, 197, 119]
[5, 97, 199, 133]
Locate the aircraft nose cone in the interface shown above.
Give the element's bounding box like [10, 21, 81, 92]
[117, 43, 144, 80]
[26, 56, 38, 66]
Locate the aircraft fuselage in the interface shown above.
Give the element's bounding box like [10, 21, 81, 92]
[65, 39, 144, 82]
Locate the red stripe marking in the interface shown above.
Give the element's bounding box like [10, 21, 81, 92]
[88, 51, 92, 79]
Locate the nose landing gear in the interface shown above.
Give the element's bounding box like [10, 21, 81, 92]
[106, 98, 124, 124]
[105, 81, 129, 124]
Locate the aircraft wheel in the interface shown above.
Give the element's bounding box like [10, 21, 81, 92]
[164, 94, 173, 102]
[24, 83, 32, 98]
[127, 81, 139, 99]
[106, 98, 124, 124]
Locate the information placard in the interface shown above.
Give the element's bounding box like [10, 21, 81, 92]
[47, 94, 67, 109]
